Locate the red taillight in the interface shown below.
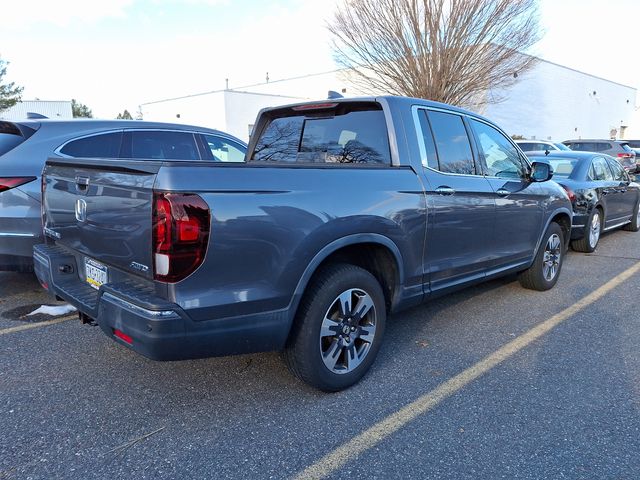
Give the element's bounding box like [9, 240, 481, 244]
[152, 192, 210, 283]
[618, 153, 633, 158]
[0, 176, 36, 193]
[113, 328, 133, 345]
[560, 184, 576, 203]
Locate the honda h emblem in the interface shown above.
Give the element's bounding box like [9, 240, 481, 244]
[75, 198, 87, 222]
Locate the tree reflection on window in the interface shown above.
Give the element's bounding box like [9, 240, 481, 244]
[251, 107, 390, 165]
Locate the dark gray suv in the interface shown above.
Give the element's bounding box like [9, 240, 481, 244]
[0, 119, 246, 272]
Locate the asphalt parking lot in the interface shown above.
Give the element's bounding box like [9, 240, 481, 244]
[2, 230, 640, 480]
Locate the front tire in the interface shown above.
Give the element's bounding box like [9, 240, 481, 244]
[519, 222, 564, 291]
[282, 263, 386, 392]
[571, 208, 602, 253]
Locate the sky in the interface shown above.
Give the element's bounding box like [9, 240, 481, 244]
[1, 0, 639, 119]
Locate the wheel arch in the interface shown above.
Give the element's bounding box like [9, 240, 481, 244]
[286, 234, 405, 330]
[534, 207, 572, 258]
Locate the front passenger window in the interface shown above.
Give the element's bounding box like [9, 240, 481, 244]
[470, 119, 526, 178]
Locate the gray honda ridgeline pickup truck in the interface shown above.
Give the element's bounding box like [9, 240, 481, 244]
[34, 96, 571, 391]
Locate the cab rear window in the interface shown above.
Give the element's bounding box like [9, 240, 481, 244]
[251, 103, 391, 165]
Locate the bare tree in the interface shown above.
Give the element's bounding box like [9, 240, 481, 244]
[329, 0, 541, 109]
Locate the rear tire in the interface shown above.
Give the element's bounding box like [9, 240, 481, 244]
[519, 222, 564, 291]
[282, 263, 386, 392]
[571, 208, 602, 253]
[622, 200, 640, 232]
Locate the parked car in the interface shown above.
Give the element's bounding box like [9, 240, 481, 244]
[34, 96, 572, 391]
[527, 151, 640, 252]
[0, 119, 246, 272]
[515, 140, 571, 152]
[625, 139, 640, 170]
[562, 139, 636, 172]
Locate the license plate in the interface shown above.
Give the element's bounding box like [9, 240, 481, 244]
[85, 258, 108, 290]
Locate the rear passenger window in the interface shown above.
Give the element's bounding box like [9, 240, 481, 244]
[470, 119, 526, 178]
[202, 135, 246, 162]
[125, 131, 199, 160]
[607, 158, 626, 181]
[591, 157, 613, 181]
[251, 104, 391, 165]
[59, 132, 122, 158]
[427, 111, 474, 175]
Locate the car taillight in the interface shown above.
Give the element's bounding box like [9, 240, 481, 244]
[0, 176, 36, 193]
[560, 184, 576, 203]
[618, 153, 633, 158]
[152, 192, 210, 283]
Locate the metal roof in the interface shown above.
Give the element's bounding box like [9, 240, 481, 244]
[0, 100, 73, 121]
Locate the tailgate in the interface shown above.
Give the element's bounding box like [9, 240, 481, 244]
[43, 157, 162, 280]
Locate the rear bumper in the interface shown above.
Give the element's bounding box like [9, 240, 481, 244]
[33, 244, 291, 361]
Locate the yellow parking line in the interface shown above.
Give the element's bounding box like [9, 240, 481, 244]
[293, 261, 640, 480]
[0, 314, 76, 336]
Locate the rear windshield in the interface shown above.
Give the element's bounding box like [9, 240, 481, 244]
[547, 158, 579, 177]
[0, 133, 25, 156]
[251, 103, 391, 165]
[620, 143, 634, 153]
[0, 122, 28, 156]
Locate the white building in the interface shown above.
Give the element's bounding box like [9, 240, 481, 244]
[140, 57, 637, 143]
[0, 100, 73, 120]
[140, 70, 351, 141]
[482, 58, 637, 142]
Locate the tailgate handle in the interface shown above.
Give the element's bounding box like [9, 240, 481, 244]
[75, 176, 89, 192]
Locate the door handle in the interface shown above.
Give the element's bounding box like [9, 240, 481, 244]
[496, 188, 510, 197]
[435, 186, 455, 196]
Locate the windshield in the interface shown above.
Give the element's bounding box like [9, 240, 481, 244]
[547, 158, 579, 177]
[554, 143, 571, 151]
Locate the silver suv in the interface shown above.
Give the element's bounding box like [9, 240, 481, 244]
[0, 119, 246, 272]
[562, 139, 636, 172]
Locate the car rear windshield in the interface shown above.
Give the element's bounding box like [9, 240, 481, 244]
[0, 122, 27, 156]
[547, 158, 579, 177]
[554, 143, 571, 151]
[620, 143, 634, 153]
[250, 103, 391, 165]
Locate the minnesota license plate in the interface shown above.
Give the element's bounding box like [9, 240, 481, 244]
[85, 258, 108, 290]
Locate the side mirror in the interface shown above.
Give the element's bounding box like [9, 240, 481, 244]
[530, 161, 553, 182]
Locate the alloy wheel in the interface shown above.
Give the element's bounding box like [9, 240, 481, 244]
[542, 233, 562, 281]
[319, 288, 377, 374]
